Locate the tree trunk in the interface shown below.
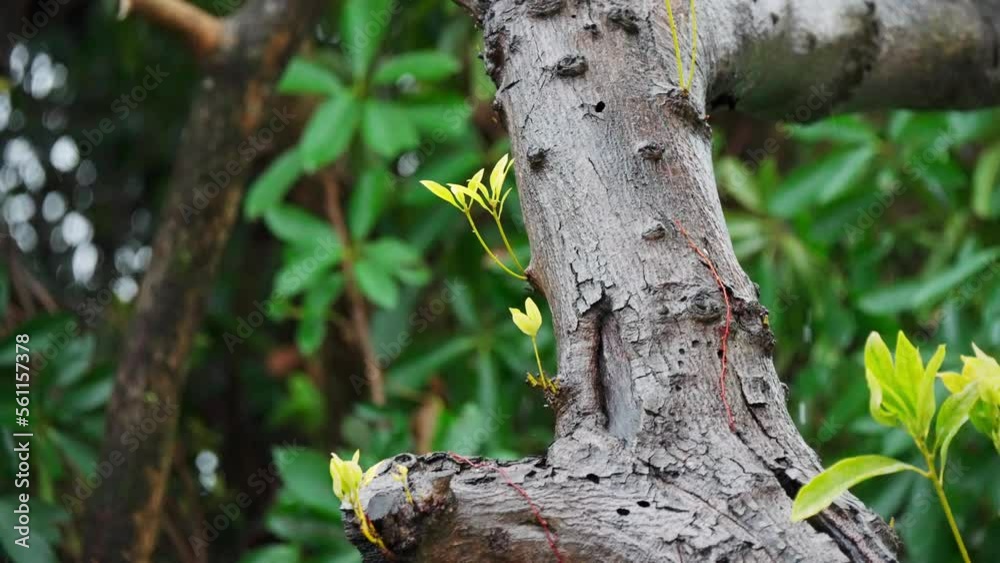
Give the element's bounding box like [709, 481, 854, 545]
[349, 0, 1000, 561]
[81, 1, 325, 561]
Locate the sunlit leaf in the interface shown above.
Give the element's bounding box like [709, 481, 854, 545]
[935, 381, 980, 476]
[791, 455, 923, 521]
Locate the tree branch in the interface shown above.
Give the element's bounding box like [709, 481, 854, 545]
[81, 1, 326, 562]
[121, 0, 228, 56]
[320, 171, 387, 405]
[708, 0, 1000, 119]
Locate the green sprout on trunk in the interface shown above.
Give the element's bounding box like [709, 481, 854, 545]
[790, 332, 1000, 563]
[419, 154, 525, 280]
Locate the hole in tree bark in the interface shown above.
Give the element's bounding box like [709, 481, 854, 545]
[586, 473, 600, 484]
[617, 508, 630, 516]
[637, 500, 651, 507]
[595, 101, 605, 112]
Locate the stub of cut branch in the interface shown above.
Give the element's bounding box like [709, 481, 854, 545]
[120, 0, 226, 56]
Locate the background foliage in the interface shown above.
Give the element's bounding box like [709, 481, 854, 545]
[1, 0, 998, 562]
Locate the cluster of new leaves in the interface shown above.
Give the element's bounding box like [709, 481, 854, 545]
[939, 346, 1000, 454]
[792, 332, 999, 563]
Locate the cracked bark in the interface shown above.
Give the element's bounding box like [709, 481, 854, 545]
[80, 1, 326, 562]
[348, 1, 1000, 561]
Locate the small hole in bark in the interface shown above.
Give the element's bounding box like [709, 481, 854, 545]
[586, 473, 600, 484]
[617, 508, 630, 516]
[691, 339, 700, 347]
[526, 470, 537, 478]
[672, 384, 681, 392]
[678, 348, 685, 355]
[637, 500, 651, 507]
[717, 349, 723, 359]
[678, 360, 684, 368]
[595, 101, 606, 112]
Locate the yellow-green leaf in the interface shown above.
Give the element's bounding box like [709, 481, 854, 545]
[916, 344, 947, 438]
[791, 455, 923, 521]
[934, 381, 980, 477]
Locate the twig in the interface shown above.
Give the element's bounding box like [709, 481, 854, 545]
[14, 260, 58, 313]
[162, 502, 201, 563]
[120, 0, 226, 56]
[321, 171, 386, 405]
[449, 453, 565, 563]
[674, 220, 736, 432]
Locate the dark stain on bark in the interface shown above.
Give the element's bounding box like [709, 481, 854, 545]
[607, 7, 640, 34]
[637, 141, 665, 161]
[554, 54, 588, 77]
[829, 3, 882, 110]
[642, 222, 667, 240]
[527, 0, 564, 18]
[527, 146, 548, 169]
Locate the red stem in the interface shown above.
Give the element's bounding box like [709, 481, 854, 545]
[674, 220, 736, 432]
[448, 453, 565, 563]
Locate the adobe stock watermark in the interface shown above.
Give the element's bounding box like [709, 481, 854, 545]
[76, 65, 171, 157]
[60, 398, 179, 514]
[178, 106, 294, 223]
[187, 443, 304, 555]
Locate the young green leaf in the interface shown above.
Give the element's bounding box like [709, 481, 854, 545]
[277, 57, 344, 96]
[264, 205, 338, 245]
[353, 258, 399, 309]
[917, 344, 947, 438]
[364, 238, 421, 268]
[893, 331, 927, 435]
[863, 332, 909, 426]
[972, 142, 1000, 218]
[348, 167, 392, 240]
[934, 381, 980, 477]
[858, 248, 1000, 314]
[244, 149, 303, 219]
[361, 100, 419, 158]
[715, 156, 762, 212]
[363, 238, 428, 286]
[785, 115, 879, 145]
[341, 0, 394, 78]
[791, 455, 923, 521]
[300, 94, 361, 171]
[768, 146, 876, 217]
[272, 240, 343, 299]
[296, 273, 345, 355]
[372, 51, 461, 85]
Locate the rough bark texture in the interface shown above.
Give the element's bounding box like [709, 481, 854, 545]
[347, 1, 1000, 562]
[80, 1, 324, 561]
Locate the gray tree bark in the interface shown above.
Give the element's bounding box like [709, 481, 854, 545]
[349, 1, 1000, 561]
